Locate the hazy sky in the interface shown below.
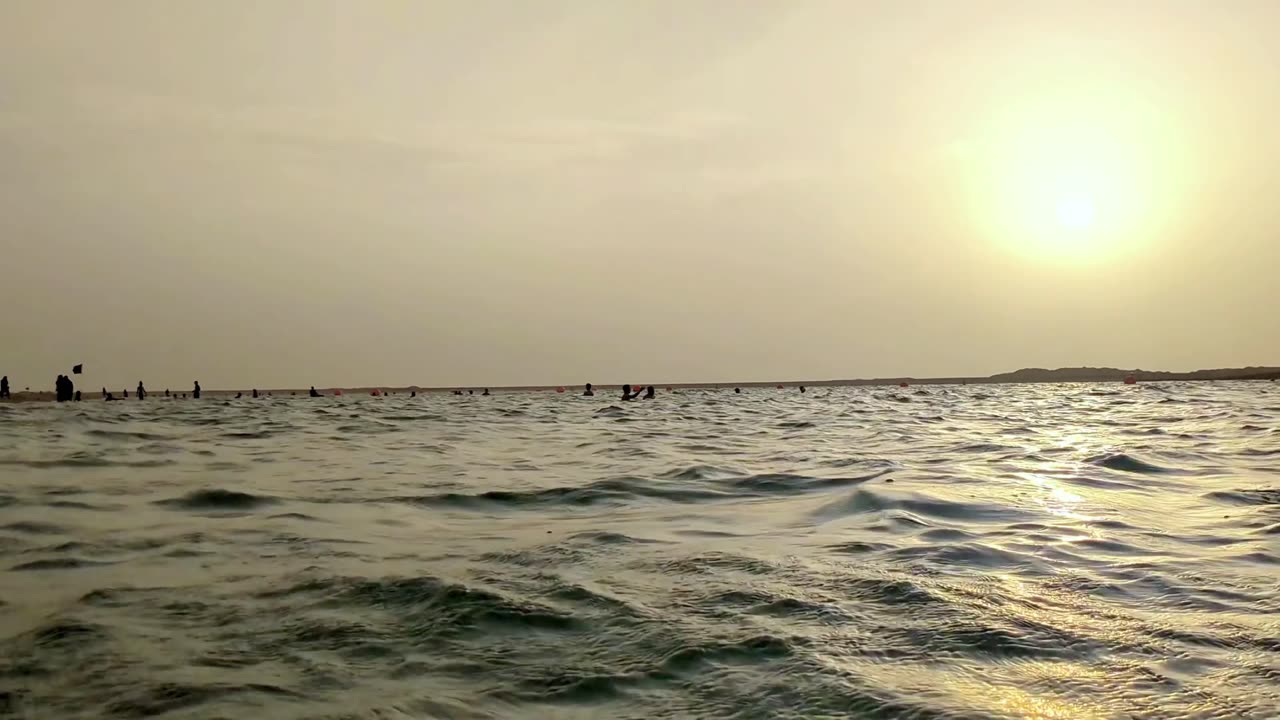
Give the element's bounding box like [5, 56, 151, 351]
[2, 1, 1277, 389]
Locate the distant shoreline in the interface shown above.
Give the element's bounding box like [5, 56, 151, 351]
[3, 366, 1276, 402]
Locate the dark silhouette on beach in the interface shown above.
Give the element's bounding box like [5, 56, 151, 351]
[621, 384, 640, 401]
[235, 392, 243, 398]
[123, 389, 128, 398]
[643, 386, 656, 399]
[165, 389, 170, 397]
[734, 387, 741, 394]
[105, 392, 118, 401]
[74, 390, 81, 401]
[137, 382, 146, 400]
[0, 375, 8, 399]
[310, 387, 321, 397]
[483, 388, 490, 396]
[252, 389, 259, 398]
[192, 381, 201, 399]
[583, 383, 594, 397]
[800, 386, 806, 393]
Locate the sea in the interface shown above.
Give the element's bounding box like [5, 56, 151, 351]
[1, 382, 1277, 719]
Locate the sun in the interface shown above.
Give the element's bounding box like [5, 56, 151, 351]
[1055, 194, 1096, 230]
[967, 90, 1185, 262]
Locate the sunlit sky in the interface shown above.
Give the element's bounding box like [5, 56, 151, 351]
[2, 1, 1277, 389]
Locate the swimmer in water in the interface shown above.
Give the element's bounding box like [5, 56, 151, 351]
[621, 384, 638, 401]
[583, 383, 595, 397]
[482, 388, 490, 396]
[310, 386, 321, 397]
[799, 386, 806, 393]
[643, 386, 655, 399]
[734, 387, 741, 394]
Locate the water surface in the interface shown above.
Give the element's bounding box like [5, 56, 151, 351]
[1, 383, 1278, 718]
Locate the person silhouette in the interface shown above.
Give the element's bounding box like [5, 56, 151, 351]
[137, 382, 146, 400]
[192, 381, 201, 399]
[583, 383, 595, 397]
[734, 387, 741, 394]
[309, 386, 321, 397]
[643, 386, 655, 399]
[0, 375, 9, 399]
[74, 390, 81, 402]
[483, 388, 490, 396]
[252, 389, 259, 398]
[799, 386, 806, 393]
[621, 384, 639, 401]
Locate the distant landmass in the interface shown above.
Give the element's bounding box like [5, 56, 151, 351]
[797, 366, 1280, 387]
[330, 366, 1280, 392]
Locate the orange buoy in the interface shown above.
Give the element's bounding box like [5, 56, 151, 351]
[1124, 375, 1137, 385]
[334, 389, 343, 396]
[899, 382, 909, 388]
[556, 386, 565, 393]
[776, 384, 784, 390]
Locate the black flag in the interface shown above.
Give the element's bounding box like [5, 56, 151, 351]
[72, 364, 83, 375]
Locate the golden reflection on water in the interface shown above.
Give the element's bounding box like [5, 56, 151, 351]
[978, 680, 1105, 720]
[858, 660, 1106, 720]
[1019, 471, 1094, 524]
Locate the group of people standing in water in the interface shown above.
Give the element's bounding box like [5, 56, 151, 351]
[581, 383, 655, 400]
[0, 374, 703, 402]
[74, 380, 202, 402]
[54, 374, 77, 402]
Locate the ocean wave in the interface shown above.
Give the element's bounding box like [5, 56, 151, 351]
[1088, 452, 1187, 474]
[0, 455, 176, 469]
[155, 488, 278, 511]
[1, 381, 1277, 718]
[11, 557, 115, 571]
